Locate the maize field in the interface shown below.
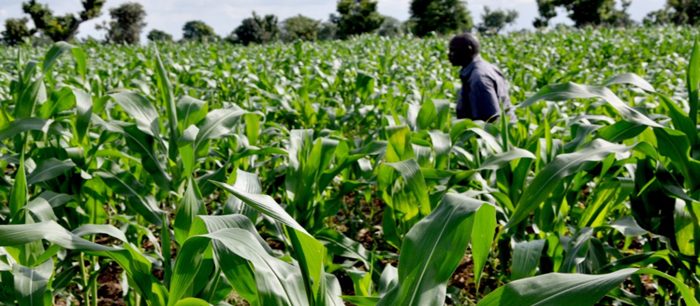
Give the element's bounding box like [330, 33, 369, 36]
[0, 27, 698, 306]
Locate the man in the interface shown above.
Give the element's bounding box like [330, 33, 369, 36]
[448, 33, 515, 122]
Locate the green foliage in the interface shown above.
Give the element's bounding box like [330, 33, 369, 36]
[148, 29, 174, 42]
[534, 0, 633, 28]
[282, 15, 321, 42]
[409, 0, 472, 37]
[1, 18, 35, 46]
[478, 6, 519, 35]
[234, 12, 280, 46]
[21, 0, 105, 42]
[182, 20, 217, 42]
[0, 28, 698, 306]
[644, 0, 700, 26]
[318, 22, 338, 41]
[332, 0, 385, 39]
[378, 16, 403, 37]
[102, 2, 148, 45]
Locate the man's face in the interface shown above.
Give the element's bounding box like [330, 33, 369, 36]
[448, 39, 467, 67]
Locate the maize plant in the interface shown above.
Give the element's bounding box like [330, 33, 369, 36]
[0, 27, 698, 306]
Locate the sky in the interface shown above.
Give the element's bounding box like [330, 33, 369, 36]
[0, 0, 667, 41]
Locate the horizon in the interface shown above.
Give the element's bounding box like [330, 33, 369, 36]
[0, 0, 666, 42]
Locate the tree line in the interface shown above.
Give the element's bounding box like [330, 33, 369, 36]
[1, 0, 697, 47]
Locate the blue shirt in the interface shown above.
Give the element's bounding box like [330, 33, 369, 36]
[457, 56, 515, 121]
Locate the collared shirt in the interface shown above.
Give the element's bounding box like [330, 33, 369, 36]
[457, 55, 515, 121]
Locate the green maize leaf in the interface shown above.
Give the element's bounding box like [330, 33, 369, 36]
[169, 228, 309, 306]
[110, 91, 160, 137]
[427, 130, 451, 169]
[177, 125, 199, 179]
[317, 152, 367, 195]
[194, 108, 246, 154]
[173, 298, 210, 306]
[36, 191, 71, 208]
[468, 127, 504, 153]
[656, 94, 698, 148]
[376, 194, 485, 306]
[0, 118, 51, 142]
[13, 258, 53, 306]
[72, 224, 128, 242]
[122, 125, 171, 191]
[21, 198, 56, 223]
[602, 73, 655, 92]
[653, 127, 700, 191]
[385, 125, 415, 162]
[153, 47, 180, 162]
[348, 270, 372, 296]
[519, 82, 661, 128]
[472, 203, 496, 288]
[95, 171, 164, 226]
[174, 178, 206, 245]
[9, 152, 27, 218]
[72, 87, 92, 143]
[477, 268, 700, 306]
[42, 41, 75, 74]
[560, 227, 594, 273]
[190, 215, 268, 305]
[606, 216, 649, 237]
[197, 163, 230, 197]
[222, 169, 260, 221]
[417, 99, 437, 131]
[512, 239, 546, 280]
[341, 296, 380, 306]
[70, 47, 86, 81]
[176, 96, 208, 133]
[38, 87, 72, 119]
[385, 158, 431, 215]
[213, 179, 324, 304]
[244, 112, 261, 146]
[26, 158, 75, 185]
[324, 273, 345, 306]
[596, 120, 647, 143]
[288, 228, 326, 304]
[316, 229, 370, 269]
[507, 139, 639, 228]
[579, 179, 634, 228]
[674, 200, 695, 256]
[379, 265, 398, 297]
[0, 221, 167, 306]
[212, 181, 309, 236]
[477, 148, 535, 170]
[14, 77, 45, 120]
[687, 37, 700, 126]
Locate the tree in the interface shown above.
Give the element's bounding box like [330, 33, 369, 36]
[318, 22, 338, 41]
[378, 16, 403, 37]
[644, 0, 700, 26]
[147, 29, 173, 42]
[233, 12, 280, 45]
[477, 6, 518, 35]
[409, 0, 472, 37]
[533, 0, 633, 28]
[101, 2, 147, 45]
[183, 20, 217, 42]
[282, 15, 321, 42]
[1, 18, 36, 46]
[22, 0, 105, 42]
[332, 0, 385, 38]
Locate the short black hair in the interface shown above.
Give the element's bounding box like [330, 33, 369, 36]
[450, 33, 480, 56]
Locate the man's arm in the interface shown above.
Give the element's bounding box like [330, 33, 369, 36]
[468, 78, 501, 122]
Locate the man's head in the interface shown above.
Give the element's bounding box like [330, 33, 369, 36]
[449, 33, 480, 67]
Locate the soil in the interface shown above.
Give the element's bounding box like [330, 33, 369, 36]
[97, 262, 125, 306]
